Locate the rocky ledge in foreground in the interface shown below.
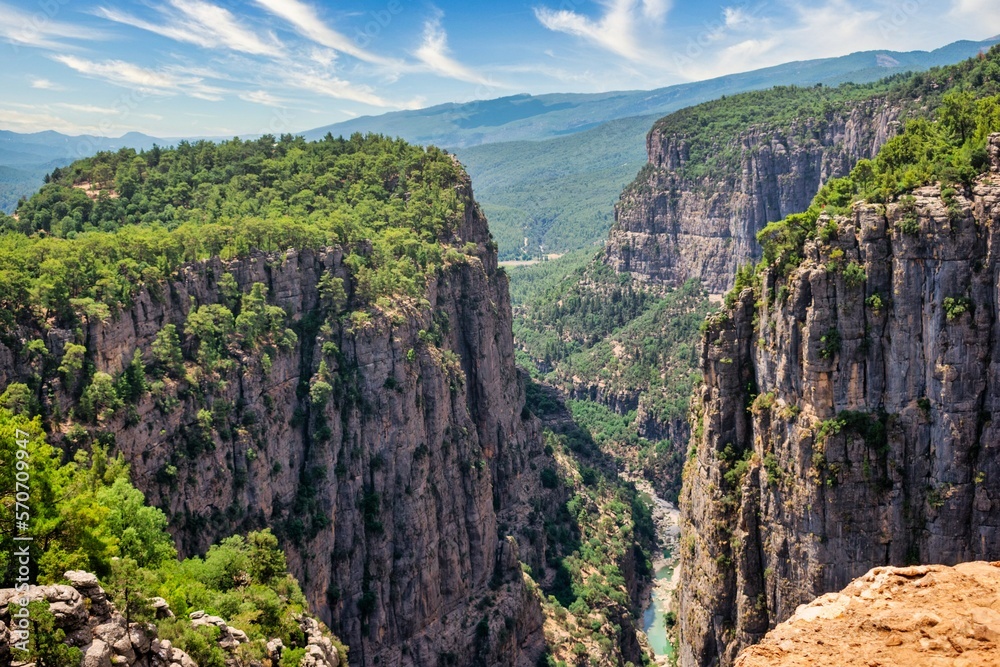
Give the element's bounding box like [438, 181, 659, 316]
[735, 562, 1000, 667]
[0, 571, 341, 667]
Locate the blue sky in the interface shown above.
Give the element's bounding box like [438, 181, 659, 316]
[1, 0, 998, 137]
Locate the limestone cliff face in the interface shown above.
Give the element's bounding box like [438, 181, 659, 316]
[0, 179, 546, 667]
[678, 136, 1000, 667]
[605, 100, 900, 293]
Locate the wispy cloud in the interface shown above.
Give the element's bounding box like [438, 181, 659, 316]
[415, 15, 495, 86]
[30, 78, 61, 90]
[0, 107, 104, 134]
[278, 67, 393, 107]
[534, 0, 670, 63]
[252, 0, 400, 67]
[0, 1, 102, 50]
[239, 90, 288, 107]
[56, 103, 122, 114]
[96, 0, 283, 56]
[52, 54, 227, 101]
[950, 0, 1000, 35]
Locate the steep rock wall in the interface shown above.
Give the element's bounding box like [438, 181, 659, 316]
[606, 100, 900, 292]
[678, 136, 1000, 666]
[0, 182, 547, 667]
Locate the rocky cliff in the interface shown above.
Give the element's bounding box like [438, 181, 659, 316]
[678, 135, 1000, 666]
[605, 98, 900, 293]
[734, 562, 1000, 667]
[0, 177, 547, 667]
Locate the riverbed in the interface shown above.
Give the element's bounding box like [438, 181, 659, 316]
[634, 481, 681, 664]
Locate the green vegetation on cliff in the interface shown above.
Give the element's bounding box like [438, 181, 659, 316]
[641, 45, 1000, 188]
[519, 383, 657, 667]
[511, 255, 713, 501]
[0, 409, 346, 665]
[0, 133, 472, 330]
[757, 88, 1000, 280]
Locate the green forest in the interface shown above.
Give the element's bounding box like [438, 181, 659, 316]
[0, 133, 474, 331]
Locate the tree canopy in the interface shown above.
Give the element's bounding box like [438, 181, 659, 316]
[0, 133, 471, 332]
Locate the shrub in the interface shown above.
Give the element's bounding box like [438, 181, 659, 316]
[943, 296, 973, 322]
[80, 372, 122, 422]
[0, 383, 39, 415]
[151, 325, 184, 376]
[865, 293, 886, 314]
[59, 342, 88, 378]
[843, 262, 866, 288]
[309, 381, 333, 406]
[819, 328, 841, 359]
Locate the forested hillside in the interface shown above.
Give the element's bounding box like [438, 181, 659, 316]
[0, 134, 476, 328]
[510, 46, 1000, 511]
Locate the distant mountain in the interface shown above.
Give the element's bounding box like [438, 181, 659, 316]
[0, 130, 162, 165]
[303, 38, 1000, 150]
[450, 38, 1000, 259]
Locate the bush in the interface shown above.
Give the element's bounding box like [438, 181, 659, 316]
[865, 293, 886, 314]
[59, 342, 87, 378]
[843, 262, 866, 288]
[819, 329, 841, 360]
[0, 383, 39, 415]
[152, 325, 184, 376]
[943, 296, 973, 322]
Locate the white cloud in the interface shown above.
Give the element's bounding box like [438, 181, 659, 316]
[279, 68, 392, 107]
[30, 78, 61, 90]
[642, 0, 672, 22]
[723, 7, 752, 29]
[96, 0, 283, 56]
[56, 103, 122, 114]
[950, 0, 1000, 35]
[0, 107, 102, 134]
[252, 0, 400, 67]
[239, 90, 288, 107]
[0, 1, 103, 50]
[535, 0, 670, 63]
[52, 54, 227, 101]
[675, 0, 972, 80]
[415, 15, 495, 86]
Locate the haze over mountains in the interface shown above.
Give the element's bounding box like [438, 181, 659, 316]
[303, 39, 1000, 148]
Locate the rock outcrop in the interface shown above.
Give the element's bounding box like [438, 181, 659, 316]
[734, 562, 1000, 667]
[0, 175, 546, 666]
[0, 571, 341, 667]
[678, 135, 1000, 666]
[606, 99, 900, 293]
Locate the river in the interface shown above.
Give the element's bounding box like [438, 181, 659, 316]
[635, 482, 681, 665]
